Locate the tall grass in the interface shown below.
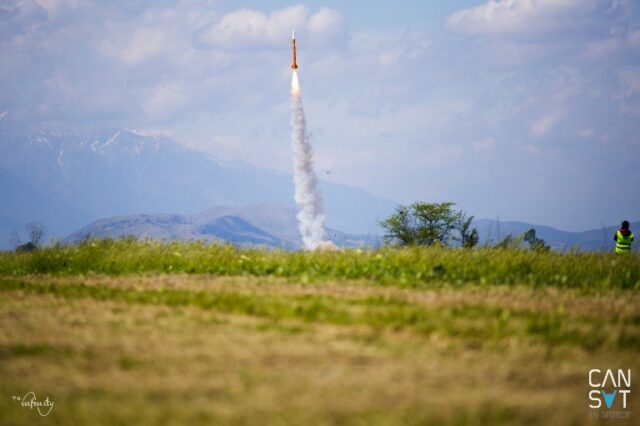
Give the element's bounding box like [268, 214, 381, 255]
[0, 238, 638, 289]
[2, 278, 637, 351]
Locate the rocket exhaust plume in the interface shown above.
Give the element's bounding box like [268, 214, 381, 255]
[290, 34, 336, 250]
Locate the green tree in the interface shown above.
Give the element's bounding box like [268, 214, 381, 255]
[495, 234, 520, 249]
[380, 205, 417, 245]
[523, 228, 550, 252]
[457, 214, 480, 248]
[412, 202, 460, 245]
[381, 202, 478, 247]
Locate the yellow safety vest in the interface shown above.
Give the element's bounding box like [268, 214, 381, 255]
[615, 230, 634, 253]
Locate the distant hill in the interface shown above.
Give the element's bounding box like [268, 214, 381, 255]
[473, 219, 640, 251]
[0, 123, 396, 248]
[199, 216, 284, 247]
[64, 203, 383, 249]
[1, 120, 635, 252]
[63, 204, 636, 252]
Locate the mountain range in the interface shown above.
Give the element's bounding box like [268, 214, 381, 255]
[63, 203, 382, 249]
[473, 219, 638, 252]
[63, 206, 635, 252]
[0, 117, 634, 252]
[0, 117, 395, 249]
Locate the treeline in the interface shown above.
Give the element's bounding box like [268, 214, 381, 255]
[381, 202, 549, 251]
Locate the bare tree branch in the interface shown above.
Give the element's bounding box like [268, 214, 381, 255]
[26, 222, 45, 248]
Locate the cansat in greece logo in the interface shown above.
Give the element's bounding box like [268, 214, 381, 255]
[589, 369, 631, 420]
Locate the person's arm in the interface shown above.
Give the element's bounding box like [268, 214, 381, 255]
[614, 232, 618, 241]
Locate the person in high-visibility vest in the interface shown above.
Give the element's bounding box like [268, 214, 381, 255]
[613, 221, 634, 253]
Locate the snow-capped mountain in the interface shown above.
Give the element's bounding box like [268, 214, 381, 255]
[0, 121, 396, 248]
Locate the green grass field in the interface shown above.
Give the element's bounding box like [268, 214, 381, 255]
[1, 240, 639, 425]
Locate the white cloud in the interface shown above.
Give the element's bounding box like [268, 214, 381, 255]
[473, 137, 497, 152]
[34, 0, 81, 14]
[1, 0, 639, 230]
[530, 111, 565, 136]
[194, 4, 345, 50]
[445, 0, 633, 38]
[101, 28, 169, 65]
[307, 7, 344, 37]
[583, 37, 622, 58]
[522, 144, 542, 154]
[418, 144, 465, 168]
[143, 81, 190, 120]
[374, 30, 431, 67]
[578, 128, 593, 139]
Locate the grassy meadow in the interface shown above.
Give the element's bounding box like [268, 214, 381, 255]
[1, 240, 639, 425]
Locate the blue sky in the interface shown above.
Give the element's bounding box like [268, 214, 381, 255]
[1, 0, 639, 230]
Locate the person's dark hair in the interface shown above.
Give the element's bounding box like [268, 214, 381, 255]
[621, 220, 629, 229]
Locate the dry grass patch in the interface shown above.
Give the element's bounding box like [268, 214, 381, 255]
[1, 276, 639, 425]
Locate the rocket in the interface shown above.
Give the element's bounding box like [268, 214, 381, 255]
[291, 29, 298, 69]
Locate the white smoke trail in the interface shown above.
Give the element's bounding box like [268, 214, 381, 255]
[290, 71, 337, 251]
